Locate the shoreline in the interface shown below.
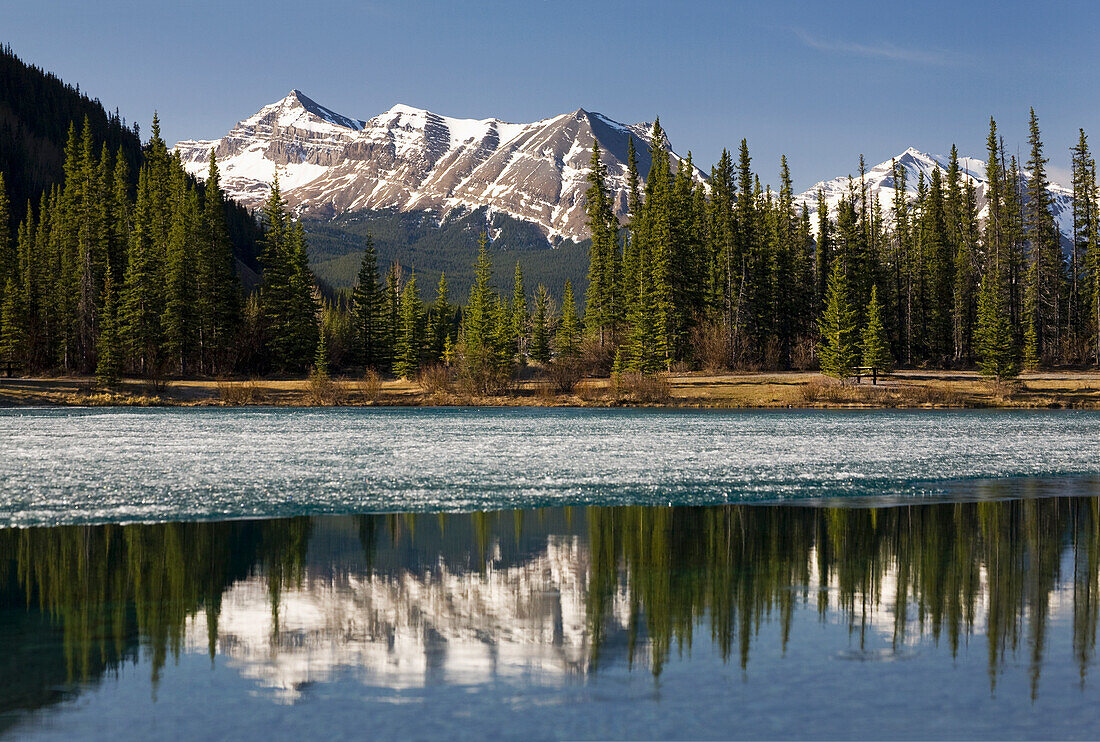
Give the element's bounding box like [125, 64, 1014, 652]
[3, 370, 1100, 410]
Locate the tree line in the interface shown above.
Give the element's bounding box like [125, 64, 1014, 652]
[1, 108, 1097, 384]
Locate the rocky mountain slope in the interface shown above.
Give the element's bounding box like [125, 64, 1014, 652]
[175, 91, 703, 242]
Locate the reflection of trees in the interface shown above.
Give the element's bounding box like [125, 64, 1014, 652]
[584, 498, 1100, 691]
[1, 494, 1098, 717]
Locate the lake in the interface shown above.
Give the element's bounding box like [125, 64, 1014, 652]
[0, 408, 1098, 739]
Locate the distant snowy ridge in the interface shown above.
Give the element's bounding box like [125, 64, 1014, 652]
[175, 91, 703, 242]
[793, 147, 1077, 244]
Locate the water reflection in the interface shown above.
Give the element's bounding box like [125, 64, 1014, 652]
[1, 481, 1098, 722]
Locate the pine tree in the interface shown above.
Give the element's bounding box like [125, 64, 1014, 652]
[860, 285, 891, 373]
[530, 283, 552, 364]
[95, 271, 121, 386]
[313, 324, 330, 376]
[162, 160, 199, 374]
[817, 261, 857, 379]
[975, 272, 1018, 381]
[393, 273, 423, 379]
[258, 177, 318, 372]
[0, 276, 26, 371]
[120, 166, 164, 375]
[554, 280, 581, 360]
[510, 261, 527, 360]
[428, 271, 453, 364]
[351, 234, 387, 369]
[584, 140, 618, 346]
[196, 150, 240, 374]
[1023, 109, 1062, 365]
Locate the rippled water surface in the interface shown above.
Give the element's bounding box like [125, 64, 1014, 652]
[2, 407, 1100, 526]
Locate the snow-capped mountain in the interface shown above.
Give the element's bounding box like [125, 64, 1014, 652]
[794, 147, 1077, 243]
[175, 91, 703, 242]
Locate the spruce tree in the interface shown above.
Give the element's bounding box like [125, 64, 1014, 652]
[428, 271, 453, 364]
[554, 280, 581, 361]
[351, 234, 386, 369]
[510, 261, 527, 359]
[860, 285, 891, 373]
[197, 150, 240, 374]
[530, 283, 552, 364]
[313, 325, 330, 376]
[95, 272, 121, 386]
[393, 273, 423, 379]
[975, 272, 1018, 381]
[0, 276, 26, 371]
[817, 261, 857, 379]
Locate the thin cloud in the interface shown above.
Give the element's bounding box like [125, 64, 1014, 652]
[793, 28, 955, 66]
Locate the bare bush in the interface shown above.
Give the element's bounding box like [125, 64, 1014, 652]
[547, 358, 585, 393]
[613, 371, 672, 404]
[217, 377, 266, 405]
[357, 369, 383, 403]
[580, 337, 615, 377]
[691, 319, 730, 373]
[418, 364, 452, 395]
[305, 371, 349, 406]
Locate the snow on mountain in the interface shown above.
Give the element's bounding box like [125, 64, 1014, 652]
[794, 147, 1077, 243]
[175, 92, 702, 242]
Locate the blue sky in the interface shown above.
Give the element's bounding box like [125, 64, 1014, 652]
[5, 0, 1096, 190]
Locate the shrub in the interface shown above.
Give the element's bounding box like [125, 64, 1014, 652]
[357, 369, 382, 404]
[418, 364, 452, 395]
[305, 370, 349, 406]
[217, 377, 266, 405]
[613, 372, 672, 404]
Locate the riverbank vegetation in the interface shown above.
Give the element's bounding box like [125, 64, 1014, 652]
[3, 370, 1099, 409]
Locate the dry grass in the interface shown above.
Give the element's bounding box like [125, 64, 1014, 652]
[797, 378, 964, 407]
[5, 370, 1100, 409]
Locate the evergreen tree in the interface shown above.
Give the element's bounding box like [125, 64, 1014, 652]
[258, 177, 318, 372]
[120, 167, 164, 375]
[1023, 109, 1062, 364]
[313, 323, 330, 376]
[0, 276, 26, 370]
[351, 234, 387, 369]
[393, 273, 423, 379]
[510, 261, 527, 359]
[860, 285, 891, 372]
[584, 141, 619, 346]
[428, 271, 454, 364]
[196, 150, 240, 374]
[95, 271, 121, 386]
[554, 280, 581, 360]
[530, 283, 552, 364]
[817, 261, 857, 379]
[975, 272, 1018, 381]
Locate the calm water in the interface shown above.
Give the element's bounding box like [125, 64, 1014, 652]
[1, 408, 1100, 740]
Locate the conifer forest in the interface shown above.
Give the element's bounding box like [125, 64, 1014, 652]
[2, 52, 1099, 388]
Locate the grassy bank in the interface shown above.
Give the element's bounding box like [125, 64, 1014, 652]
[3, 370, 1100, 409]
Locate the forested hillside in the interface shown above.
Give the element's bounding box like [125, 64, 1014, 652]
[0, 45, 262, 271]
[304, 207, 589, 301]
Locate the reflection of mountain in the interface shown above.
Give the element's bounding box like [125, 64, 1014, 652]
[1, 489, 1099, 717]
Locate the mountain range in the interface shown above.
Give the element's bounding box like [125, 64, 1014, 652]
[174, 91, 1080, 266]
[175, 90, 704, 244]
